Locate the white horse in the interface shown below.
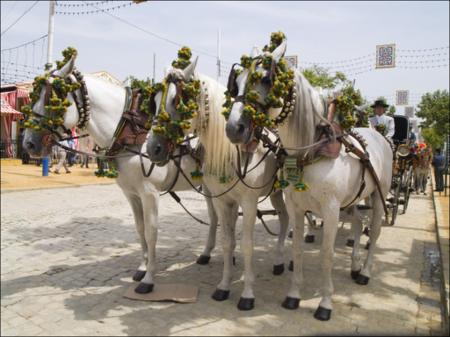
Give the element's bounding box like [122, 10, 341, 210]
[146, 55, 290, 310]
[22, 54, 221, 294]
[225, 40, 393, 320]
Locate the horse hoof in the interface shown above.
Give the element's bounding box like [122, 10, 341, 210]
[363, 227, 370, 236]
[351, 269, 361, 280]
[288, 260, 293, 271]
[273, 264, 285, 275]
[365, 242, 371, 250]
[281, 296, 300, 310]
[288, 230, 293, 238]
[355, 274, 370, 285]
[314, 306, 332, 321]
[304, 234, 315, 243]
[237, 297, 255, 311]
[132, 270, 146, 282]
[346, 239, 355, 247]
[134, 282, 154, 294]
[196, 255, 211, 265]
[211, 289, 230, 301]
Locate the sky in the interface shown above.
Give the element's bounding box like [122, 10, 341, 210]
[1, 0, 449, 110]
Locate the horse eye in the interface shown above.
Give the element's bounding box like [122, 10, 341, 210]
[261, 76, 271, 85]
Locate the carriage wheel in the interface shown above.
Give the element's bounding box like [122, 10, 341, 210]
[388, 175, 401, 226]
[402, 166, 414, 213]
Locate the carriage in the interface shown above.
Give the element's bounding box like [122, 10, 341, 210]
[387, 115, 415, 226]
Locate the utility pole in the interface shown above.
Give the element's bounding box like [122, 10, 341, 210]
[152, 53, 156, 85]
[216, 28, 221, 81]
[45, 0, 55, 71]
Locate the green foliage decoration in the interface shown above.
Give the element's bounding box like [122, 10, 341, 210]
[21, 47, 81, 132]
[222, 32, 295, 128]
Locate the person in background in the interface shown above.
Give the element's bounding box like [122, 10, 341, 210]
[67, 137, 76, 167]
[413, 145, 431, 195]
[79, 136, 93, 168]
[432, 148, 446, 192]
[53, 136, 71, 174]
[369, 98, 395, 141]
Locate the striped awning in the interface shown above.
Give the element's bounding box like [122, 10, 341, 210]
[1, 96, 22, 115]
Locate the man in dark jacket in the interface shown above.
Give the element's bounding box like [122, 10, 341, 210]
[432, 148, 446, 191]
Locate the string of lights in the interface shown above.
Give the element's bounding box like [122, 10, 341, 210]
[1, 61, 44, 70]
[397, 46, 449, 53]
[1, 34, 48, 52]
[55, 1, 134, 15]
[55, 1, 111, 7]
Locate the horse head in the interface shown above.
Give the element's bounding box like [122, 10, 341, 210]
[22, 51, 82, 157]
[146, 54, 199, 164]
[225, 37, 288, 145]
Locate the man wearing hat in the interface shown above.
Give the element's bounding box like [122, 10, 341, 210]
[369, 98, 395, 140]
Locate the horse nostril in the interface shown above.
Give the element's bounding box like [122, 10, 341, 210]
[26, 141, 35, 150]
[154, 144, 161, 156]
[237, 124, 245, 134]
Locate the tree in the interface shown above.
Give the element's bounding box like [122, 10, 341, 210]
[301, 65, 347, 89]
[416, 90, 449, 148]
[127, 75, 153, 90]
[387, 105, 396, 116]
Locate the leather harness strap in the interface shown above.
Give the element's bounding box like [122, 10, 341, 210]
[339, 135, 389, 218]
[107, 88, 150, 156]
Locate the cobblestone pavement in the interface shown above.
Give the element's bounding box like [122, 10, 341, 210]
[1, 184, 444, 336]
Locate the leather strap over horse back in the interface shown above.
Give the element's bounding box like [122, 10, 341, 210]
[107, 87, 150, 156]
[339, 133, 389, 218]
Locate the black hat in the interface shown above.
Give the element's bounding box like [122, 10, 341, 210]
[371, 98, 389, 108]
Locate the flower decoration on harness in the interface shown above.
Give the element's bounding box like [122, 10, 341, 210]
[149, 46, 201, 145]
[21, 47, 81, 132]
[333, 84, 363, 131]
[222, 31, 295, 128]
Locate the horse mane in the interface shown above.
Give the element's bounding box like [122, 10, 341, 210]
[278, 71, 329, 154]
[195, 73, 237, 177]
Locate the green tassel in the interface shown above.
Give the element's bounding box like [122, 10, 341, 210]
[190, 169, 203, 180]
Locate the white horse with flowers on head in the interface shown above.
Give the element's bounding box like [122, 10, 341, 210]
[225, 32, 393, 321]
[21, 47, 223, 294]
[146, 47, 290, 311]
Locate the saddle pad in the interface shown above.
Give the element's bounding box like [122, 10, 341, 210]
[123, 283, 198, 303]
[316, 122, 342, 159]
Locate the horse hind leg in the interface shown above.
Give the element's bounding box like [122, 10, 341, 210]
[348, 206, 363, 280]
[355, 192, 383, 286]
[124, 194, 148, 282]
[196, 185, 219, 265]
[269, 190, 289, 275]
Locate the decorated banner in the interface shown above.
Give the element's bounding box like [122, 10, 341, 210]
[404, 106, 414, 118]
[376, 44, 396, 69]
[284, 55, 298, 69]
[396, 90, 409, 105]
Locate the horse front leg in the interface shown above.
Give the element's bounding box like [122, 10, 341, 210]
[314, 202, 340, 321]
[355, 192, 383, 286]
[134, 191, 159, 294]
[124, 193, 147, 282]
[269, 190, 289, 275]
[237, 199, 258, 310]
[282, 198, 306, 310]
[196, 184, 219, 265]
[211, 200, 238, 301]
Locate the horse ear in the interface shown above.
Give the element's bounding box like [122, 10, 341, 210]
[53, 55, 76, 78]
[271, 40, 287, 63]
[183, 56, 198, 81]
[250, 46, 260, 58]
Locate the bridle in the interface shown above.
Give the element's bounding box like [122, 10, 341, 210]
[30, 67, 91, 143]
